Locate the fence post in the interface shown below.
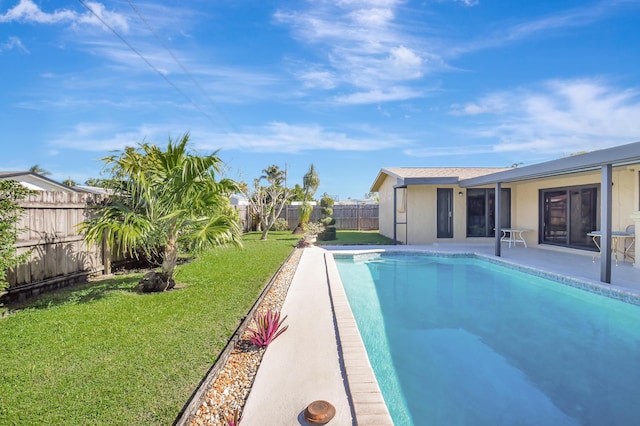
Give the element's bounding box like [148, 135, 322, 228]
[102, 230, 111, 275]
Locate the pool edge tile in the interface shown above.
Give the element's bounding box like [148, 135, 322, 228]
[324, 251, 394, 426]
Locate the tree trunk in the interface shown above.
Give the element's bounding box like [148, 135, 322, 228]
[162, 238, 178, 279]
[261, 228, 269, 240]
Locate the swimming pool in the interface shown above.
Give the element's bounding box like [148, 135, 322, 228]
[334, 252, 640, 426]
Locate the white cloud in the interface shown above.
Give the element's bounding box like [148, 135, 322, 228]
[294, 67, 338, 89]
[349, 7, 395, 27]
[47, 123, 147, 152]
[404, 144, 494, 157]
[455, 0, 480, 6]
[334, 86, 423, 104]
[205, 122, 410, 153]
[450, 79, 640, 155]
[0, 36, 28, 53]
[274, 1, 442, 104]
[0, 0, 75, 24]
[0, 0, 129, 32]
[75, 2, 129, 33]
[450, 93, 510, 115]
[49, 121, 411, 154]
[453, 1, 627, 55]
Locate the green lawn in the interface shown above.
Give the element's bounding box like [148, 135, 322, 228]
[0, 232, 298, 425]
[318, 230, 394, 245]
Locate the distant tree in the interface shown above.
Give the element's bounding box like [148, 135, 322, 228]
[293, 164, 320, 234]
[29, 164, 50, 176]
[62, 178, 76, 187]
[243, 165, 293, 240]
[302, 164, 320, 202]
[260, 164, 286, 186]
[364, 192, 380, 202]
[79, 133, 242, 292]
[0, 180, 32, 291]
[289, 184, 305, 202]
[85, 178, 107, 187]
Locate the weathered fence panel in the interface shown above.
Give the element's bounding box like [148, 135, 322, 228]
[280, 205, 378, 231]
[4, 192, 108, 302]
[233, 205, 253, 233]
[235, 204, 379, 232]
[331, 205, 379, 230]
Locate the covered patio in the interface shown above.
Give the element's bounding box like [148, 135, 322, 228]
[460, 141, 640, 285]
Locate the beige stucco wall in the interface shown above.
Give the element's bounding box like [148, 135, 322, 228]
[378, 179, 502, 244]
[377, 175, 397, 241]
[405, 185, 490, 244]
[375, 164, 640, 248]
[510, 165, 639, 248]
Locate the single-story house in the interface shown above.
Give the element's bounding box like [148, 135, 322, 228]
[371, 141, 640, 283]
[0, 171, 76, 192]
[334, 198, 378, 205]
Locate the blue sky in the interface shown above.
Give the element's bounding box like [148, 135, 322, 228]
[1, 0, 640, 200]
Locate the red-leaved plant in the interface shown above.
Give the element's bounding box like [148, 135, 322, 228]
[225, 410, 241, 426]
[246, 310, 289, 347]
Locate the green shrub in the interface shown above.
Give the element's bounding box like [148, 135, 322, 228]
[298, 203, 313, 223]
[270, 218, 290, 231]
[320, 217, 336, 226]
[0, 180, 31, 291]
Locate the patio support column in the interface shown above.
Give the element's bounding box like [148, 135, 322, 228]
[631, 211, 640, 268]
[495, 182, 502, 257]
[600, 164, 613, 283]
[393, 187, 398, 245]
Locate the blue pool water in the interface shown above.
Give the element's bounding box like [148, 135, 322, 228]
[334, 253, 640, 426]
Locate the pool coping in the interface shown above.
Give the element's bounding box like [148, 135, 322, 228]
[324, 251, 394, 425]
[325, 246, 640, 425]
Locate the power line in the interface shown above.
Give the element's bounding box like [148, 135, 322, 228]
[76, 0, 217, 124]
[125, 0, 239, 133]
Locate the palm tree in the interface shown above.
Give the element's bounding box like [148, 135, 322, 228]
[302, 164, 319, 202]
[293, 164, 320, 234]
[29, 164, 50, 176]
[79, 133, 242, 291]
[260, 165, 286, 187]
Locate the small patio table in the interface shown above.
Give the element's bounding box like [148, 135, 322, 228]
[500, 228, 530, 248]
[587, 231, 635, 265]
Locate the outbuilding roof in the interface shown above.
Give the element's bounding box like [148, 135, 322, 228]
[0, 171, 76, 192]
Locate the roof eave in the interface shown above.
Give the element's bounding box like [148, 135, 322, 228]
[460, 141, 640, 187]
[370, 168, 403, 192]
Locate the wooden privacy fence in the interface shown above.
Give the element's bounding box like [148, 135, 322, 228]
[282, 204, 379, 231]
[4, 192, 110, 302]
[331, 204, 379, 230]
[3, 197, 379, 302]
[234, 204, 379, 232]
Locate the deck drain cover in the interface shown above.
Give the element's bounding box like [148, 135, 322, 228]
[304, 400, 336, 424]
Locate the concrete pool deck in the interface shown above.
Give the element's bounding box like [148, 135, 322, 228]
[241, 243, 640, 425]
[241, 245, 392, 425]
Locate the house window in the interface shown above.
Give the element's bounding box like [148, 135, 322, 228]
[466, 188, 511, 237]
[540, 185, 598, 250]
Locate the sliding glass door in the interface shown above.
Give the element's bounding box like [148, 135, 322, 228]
[467, 188, 511, 237]
[540, 185, 598, 249]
